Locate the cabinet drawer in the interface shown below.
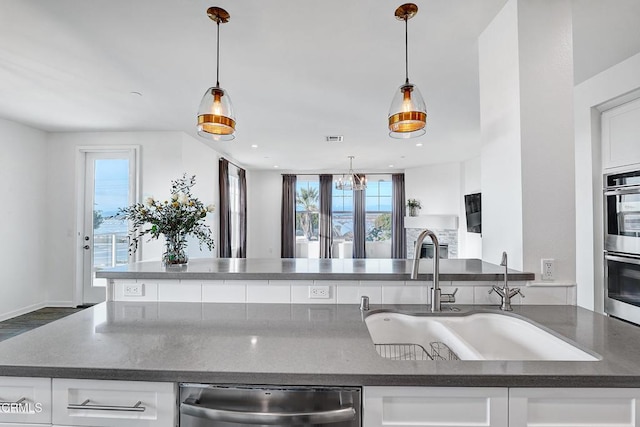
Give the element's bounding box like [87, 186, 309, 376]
[364, 386, 508, 427]
[0, 376, 51, 424]
[52, 378, 175, 427]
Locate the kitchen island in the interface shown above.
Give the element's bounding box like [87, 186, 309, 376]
[1, 302, 640, 427]
[97, 258, 580, 306]
[0, 301, 637, 387]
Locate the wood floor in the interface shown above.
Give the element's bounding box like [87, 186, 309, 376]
[0, 307, 86, 342]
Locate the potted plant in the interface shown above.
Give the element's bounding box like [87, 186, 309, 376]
[118, 174, 215, 267]
[407, 198, 422, 217]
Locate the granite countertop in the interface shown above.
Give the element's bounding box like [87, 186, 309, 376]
[0, 302, 639, 387]
[96, 258, 535, 282]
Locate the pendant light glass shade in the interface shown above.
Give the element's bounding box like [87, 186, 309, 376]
[197, 86, 236, 141]
[388, 83, 426, 138]
[197, 6, 236, 141]
[388, 3, 426, 139]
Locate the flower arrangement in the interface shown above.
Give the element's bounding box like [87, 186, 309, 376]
[118, 174, 215, 266]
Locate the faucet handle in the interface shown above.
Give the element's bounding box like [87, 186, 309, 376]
[441, 288, 458, 304]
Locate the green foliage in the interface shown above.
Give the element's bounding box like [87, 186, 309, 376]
[93, 209, 104, 230]
[117, 174, 215, 254]
[366, 213, 392, 241]
[407, 198, 421, 209]
[296, 187, 319, 240]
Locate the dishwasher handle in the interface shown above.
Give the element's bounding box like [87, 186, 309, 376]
[180, 397, 356, 425]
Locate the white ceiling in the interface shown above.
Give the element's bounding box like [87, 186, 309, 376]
[1, 0, 639, 172]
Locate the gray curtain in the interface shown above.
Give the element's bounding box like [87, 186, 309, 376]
[218, 158, 232, 258]
[319, 174, 333, 258]
[281, 174, 297, 258]
[352, 176, 366, 258]
[391, 173, 407, 258]
[238, 167, 247, 258]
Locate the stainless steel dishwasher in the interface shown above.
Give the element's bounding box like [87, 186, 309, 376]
[179, 384, 361, 427]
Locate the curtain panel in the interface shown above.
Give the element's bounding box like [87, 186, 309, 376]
[218, 158, 232, 258]
[238, 167, 247, 258]
[391, 173, 407, 258]
[319, 174, 333, 258]
[352, 177, 366, 258]
[281, 174, 297, 258]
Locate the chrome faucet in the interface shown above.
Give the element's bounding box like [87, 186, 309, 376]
[411, 229, 457, 312]
[489, 251, 524, 311]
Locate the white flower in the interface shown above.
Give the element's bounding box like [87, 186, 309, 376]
[178, 193, 189, 204]
[171, 193, 179, 201]
[206, 204, 216, 213]
[145, 196, 155, 206]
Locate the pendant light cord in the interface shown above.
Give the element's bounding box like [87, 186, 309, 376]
[216, 19, 220, 87]
[404, 16, 409, 84]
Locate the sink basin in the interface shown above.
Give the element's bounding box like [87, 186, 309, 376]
[365, 311, 599, 361]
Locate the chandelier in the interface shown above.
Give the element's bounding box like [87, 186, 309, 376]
[335, 156, 367, 191]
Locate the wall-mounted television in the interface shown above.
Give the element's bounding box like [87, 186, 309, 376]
[464, 193, 481, 234]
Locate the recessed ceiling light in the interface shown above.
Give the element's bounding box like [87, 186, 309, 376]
[416, 143, 423, 147]
[273, 165, 279, 168]
[389, 164, 394, 168]
[251, 144, 258, 148]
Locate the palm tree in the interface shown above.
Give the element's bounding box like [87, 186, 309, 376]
[296, 187, 319, 240]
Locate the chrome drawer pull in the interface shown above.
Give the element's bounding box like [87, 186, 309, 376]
[181, 398, 356, 425]
[67, 399, 146, 412]
[0, 397, 27, 405]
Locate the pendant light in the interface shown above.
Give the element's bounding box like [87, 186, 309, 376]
[335, 156, 367, 191]
[388, 3, 427, 139]
[197, 7, 236, 141]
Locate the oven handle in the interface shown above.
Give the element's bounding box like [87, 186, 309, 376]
[604, 185, 640, 196]
[605, 253, 640, 265]
[180, 398, 356, 425]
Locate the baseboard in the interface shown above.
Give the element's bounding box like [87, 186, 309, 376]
[0, 301, 46, 322]
[45, 300, 76, 308]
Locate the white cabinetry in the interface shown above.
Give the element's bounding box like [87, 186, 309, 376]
[602, 97, 640, 170]
[0, 377, 51, 425]
[363, 386, 508, 427]
[509, 388, 640, 426]
[51, 379, 175, 427]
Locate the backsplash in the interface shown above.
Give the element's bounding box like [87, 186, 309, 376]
[110, 279, 576, 306]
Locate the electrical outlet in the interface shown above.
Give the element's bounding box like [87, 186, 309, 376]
[309, 285, 330, 299]
[124, 283, 144, 297]
[541, 259, 555, 281]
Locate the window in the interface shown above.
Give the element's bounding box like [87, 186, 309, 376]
[365, 176, 392, 258]
[332, 185, 354, 243]
[228, 165, 241, 257]
[295, 177, 320, 257]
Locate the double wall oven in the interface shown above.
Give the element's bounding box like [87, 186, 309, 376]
[604, 170, 640, 324]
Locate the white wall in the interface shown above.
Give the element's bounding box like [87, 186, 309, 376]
[574, 52, 640, 311]
[479, 0, 575, 282]
[404, 162, 461, 216]
[246, 170, 282, 258]
[479, 0, 524, 269]
[45, 131, 222, 306]
[0, 118, 48, 319]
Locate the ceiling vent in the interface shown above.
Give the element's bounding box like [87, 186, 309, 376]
[325, 135, 344, 142]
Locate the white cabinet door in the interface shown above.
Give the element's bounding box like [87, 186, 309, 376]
[52, 379, 175, 427]
[602, 97, 640, 170]
[509, 388, 640, 426]
[0, 377, 51, 425]
[364, 386, 508, 427]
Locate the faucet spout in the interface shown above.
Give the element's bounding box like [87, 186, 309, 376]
[411, 229, 443, 312]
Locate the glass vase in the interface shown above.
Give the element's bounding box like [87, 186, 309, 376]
[163, 233, 188, 267]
